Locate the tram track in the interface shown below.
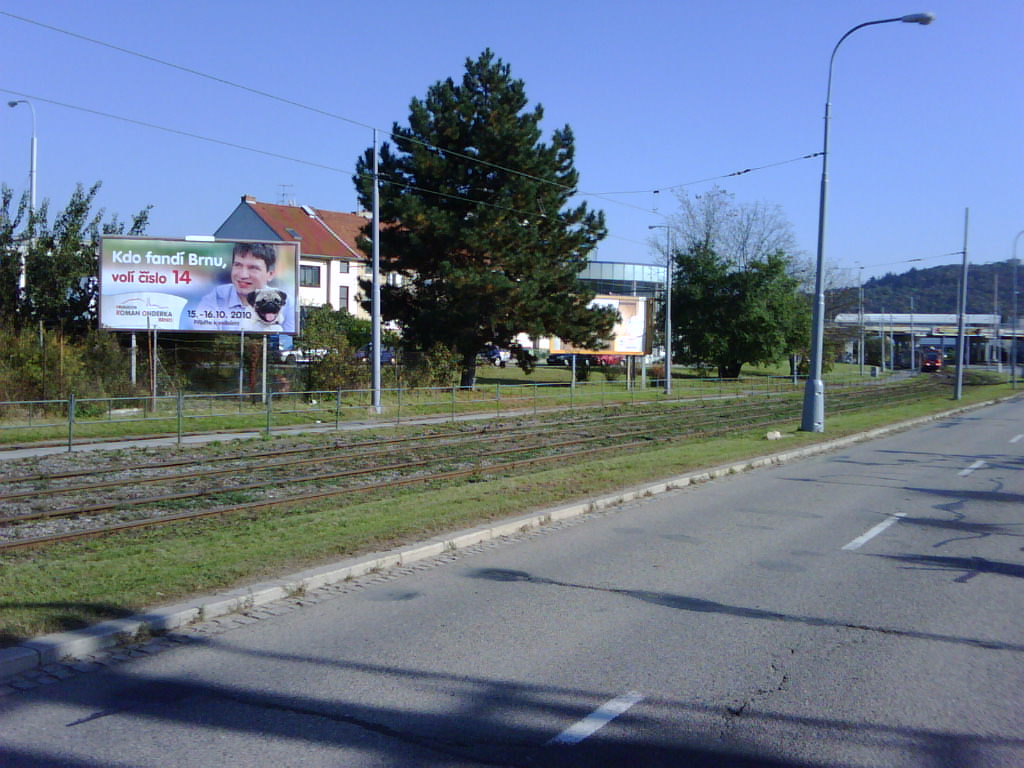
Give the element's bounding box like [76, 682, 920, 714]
[0, 378, 939, 551]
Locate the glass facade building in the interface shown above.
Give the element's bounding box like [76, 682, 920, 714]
[579, 261, 666, 298]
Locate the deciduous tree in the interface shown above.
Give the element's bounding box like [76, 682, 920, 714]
[14, 181, 151, 334]
[670, 245, 809, 378]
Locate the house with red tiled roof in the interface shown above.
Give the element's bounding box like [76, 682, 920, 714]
[215, 195, 372, 322]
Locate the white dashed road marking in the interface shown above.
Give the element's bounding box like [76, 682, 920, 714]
[958, 460, 986, 477]
[547, 691, 644, 746]
[842, 513, 908, 551]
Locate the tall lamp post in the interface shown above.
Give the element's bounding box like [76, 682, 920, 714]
[8, 99, 36, 293]
[649, 224, 673, 395]
[1013, 230, 1023, 389]
[801, 12, 934, 432]
[857, 265, 865, 376]
[7, 100, 36, 215]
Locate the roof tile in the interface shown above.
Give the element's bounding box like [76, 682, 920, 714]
[246, 200, 371, 260]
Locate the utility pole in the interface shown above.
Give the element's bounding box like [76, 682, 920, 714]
[1012, 231, 1022, 389]
[879, 310, 886, 371]
[371, 129, 382, 413]
[909, 296, 916, 371]
[954, 208, 969, 400]
[648, 224, 672, 395]
[858, 266, 865, 376]
[993, 273, 1001, 371]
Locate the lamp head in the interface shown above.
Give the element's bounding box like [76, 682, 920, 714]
[900, 12, 935, 24]
[8, 100, 22, 108]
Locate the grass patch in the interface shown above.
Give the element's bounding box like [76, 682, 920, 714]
[0, 380, 1016, 644]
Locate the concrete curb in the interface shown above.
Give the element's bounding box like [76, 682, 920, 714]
[0, 395, 1011, 679]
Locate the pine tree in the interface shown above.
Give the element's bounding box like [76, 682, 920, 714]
[354, 50, 615, 387]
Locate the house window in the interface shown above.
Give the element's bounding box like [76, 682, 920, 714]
[338, 286, 349, 312]
[338, 261, 350, 274]
[300, 265, 321, 287]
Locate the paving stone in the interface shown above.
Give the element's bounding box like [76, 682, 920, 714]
[71, 662, 103, 673]
[0, 685, 18, 697]
[10, 680, 38, 690]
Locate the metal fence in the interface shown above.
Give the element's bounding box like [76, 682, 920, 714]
[0, 372, 885, 451]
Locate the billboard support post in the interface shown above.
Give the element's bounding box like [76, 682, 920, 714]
[130, 333, 137, 388]
[261, 335, 268, 404]
[238, 331, 245, 399]
[152, 328, 158, 406]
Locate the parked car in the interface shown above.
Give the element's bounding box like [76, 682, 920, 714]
[591, 353, 623, 366]
[355, 344, 398, 364]
[279, 348, 329, 364]
[480, 345, 511, 367]
[546, 353, 591, 367]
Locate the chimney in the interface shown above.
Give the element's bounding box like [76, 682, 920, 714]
[242, 194, 256, 203]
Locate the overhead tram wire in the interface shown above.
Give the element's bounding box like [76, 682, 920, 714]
[0, 10, 581, 198]
[0, 86, 807, 261]
[585, 152, 824, 196]
[0, 89, 353, 176]
[3, 10, 821, 223]
[0, 87, 580, 228]
[854, 253, 962, 271]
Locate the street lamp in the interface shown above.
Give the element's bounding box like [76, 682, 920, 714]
[649, 224, 672, 395]
[1013, 230, 1023, 389]
[801, 12, 935, 432]
[8, 99, 37, 294]
[7, 100, 37, 216]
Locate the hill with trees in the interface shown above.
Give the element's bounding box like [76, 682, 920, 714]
[829, 260, 1020, 317]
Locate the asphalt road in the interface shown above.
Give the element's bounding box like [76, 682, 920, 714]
[1, 399, 1022, 767]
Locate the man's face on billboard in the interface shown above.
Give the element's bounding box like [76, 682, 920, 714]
[231, 252, 275, 297]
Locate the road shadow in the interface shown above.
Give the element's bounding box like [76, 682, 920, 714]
[904, 486, 1024, 506]
[468, 568, 1024, 653]
[3, 642, 1023, 768]
[870, 553, 1024, 582]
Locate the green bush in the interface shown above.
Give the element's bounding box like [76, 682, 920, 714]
[0, 326, 140, 403]
[601, 365, 625, 382]
[399, 344, 458, 388]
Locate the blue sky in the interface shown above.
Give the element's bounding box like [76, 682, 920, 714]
[0, 1, 1020, 284]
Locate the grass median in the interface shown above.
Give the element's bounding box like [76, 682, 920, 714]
[0, 379, 1017, 646]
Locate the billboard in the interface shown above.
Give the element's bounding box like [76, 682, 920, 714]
[552, 295, 650, 355]
[99, 237, 300, 334]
